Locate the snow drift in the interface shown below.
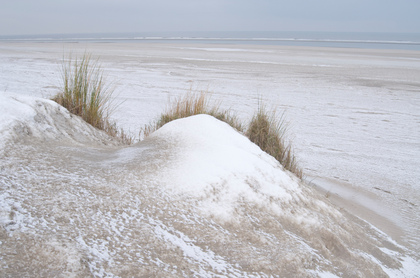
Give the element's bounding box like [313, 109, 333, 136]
[0, 94, 418, 277]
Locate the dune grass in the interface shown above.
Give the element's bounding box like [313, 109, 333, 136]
[53, 53, 133, 144]
[143, 91, 303, 178]
[53, 53, 303, 178]
[142, 91, 244, 137]
[246, 104, 303, 179]
[52, 53, 301, 177]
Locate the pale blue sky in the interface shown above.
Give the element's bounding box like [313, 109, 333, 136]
[1, 0, 419, 35]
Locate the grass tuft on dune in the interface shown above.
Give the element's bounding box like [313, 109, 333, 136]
[142, 91, 244, 137]
[246, 104, 302, 179]
[53, 53, 133, 144]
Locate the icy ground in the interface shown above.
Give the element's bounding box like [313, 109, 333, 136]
[1, 94, 419, 277]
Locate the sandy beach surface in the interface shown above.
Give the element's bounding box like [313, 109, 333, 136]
[1, 42, 419, 275]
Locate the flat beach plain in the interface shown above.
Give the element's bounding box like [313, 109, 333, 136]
[1, 42, 419, 255]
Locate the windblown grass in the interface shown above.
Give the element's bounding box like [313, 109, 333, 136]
[246, 104, 303, 179]
[142, 91, 244, 137]
[53, 53, 133, 144]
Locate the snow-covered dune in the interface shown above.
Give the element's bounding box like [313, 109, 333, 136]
[0, 93, 122, 149]
[0, 94, 418, 277]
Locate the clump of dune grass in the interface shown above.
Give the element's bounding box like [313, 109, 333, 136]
[53, 53, 133, 144]
[142, 91, 244, 137]
[246, 104, 302, 178]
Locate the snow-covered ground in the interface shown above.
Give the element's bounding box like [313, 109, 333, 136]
[1, 42, 419, 276]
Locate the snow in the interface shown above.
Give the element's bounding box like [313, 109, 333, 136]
[0, 93, 37, 148]
[1, 42, 420, 277]
[150, 114, 298, 220]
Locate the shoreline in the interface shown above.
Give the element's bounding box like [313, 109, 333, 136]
[1, 30, 420, 51]
[3, 40, 420, 51]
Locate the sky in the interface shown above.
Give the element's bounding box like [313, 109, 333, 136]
[0, 0, 419, 36]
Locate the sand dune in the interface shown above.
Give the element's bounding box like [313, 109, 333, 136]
[1, 94, 418, 277]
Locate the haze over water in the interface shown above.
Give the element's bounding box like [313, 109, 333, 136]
[2, 31, 420, 51]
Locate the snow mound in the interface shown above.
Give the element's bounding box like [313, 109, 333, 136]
[150, 114, 301, 220]
[1, 96, 418, 277]
[0, 93, 120, 150]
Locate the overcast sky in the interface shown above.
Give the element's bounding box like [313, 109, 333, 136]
[1, 0, 419, 36]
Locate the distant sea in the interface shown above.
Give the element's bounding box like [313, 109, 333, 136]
[1, 31, 420, 51]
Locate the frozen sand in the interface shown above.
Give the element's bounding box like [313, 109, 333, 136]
[1, 42, 419, 254]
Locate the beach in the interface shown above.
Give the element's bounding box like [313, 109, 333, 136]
[1, 42, 419, 275]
